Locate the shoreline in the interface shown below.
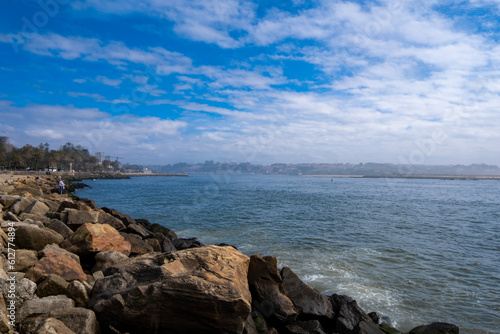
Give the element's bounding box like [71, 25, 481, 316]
[0, 175, 461, 334]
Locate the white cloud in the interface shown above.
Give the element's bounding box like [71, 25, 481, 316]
[96, 76, 122, 87]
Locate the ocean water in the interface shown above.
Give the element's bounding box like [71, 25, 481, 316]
[77, 175, 500, 333]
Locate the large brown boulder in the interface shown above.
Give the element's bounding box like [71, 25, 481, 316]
[248, 255, 298, 325]
[89, 245, 252, 334]
[15, 225, 64, 251]
[60, 223, 131, 257]
[26, 253, 87, 283]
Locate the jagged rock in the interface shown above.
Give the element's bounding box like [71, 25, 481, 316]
[145, 238, 162, 252]
[126, 223, 153, 238]
[17, 295, 74, 324]
[57, 200, 80, 212]
[0, 293, 12, 333]
[97, 211, 126, 230]
[248, 255, 298, 325]
[4, 211, 20, 222]
[22, 200, 50, 216]
[77, 197, 99, 211]
[64, 209, 100, 231]
[20, 316, 76, 334]
[61, 223, 131, 257]
[39, 244, 80, 264]
[13, 249, 38, 272]
[102, 207, 136, 226]
[67, 280, 89, 307]
[45, 219, 74, 239]
[10, 197, 36, 215]
[91, 251, 129, 274]
[120, 232, 154, 255]
[49, 307, 99, 334]
[26, 253, 87, 283]
[172, 237, 204, 250]
[89, 245, 251, 334]
[36, 274, 70, 298]
[286, 320, 327, 334]
[281, 267, 334, 320]
[0, 194, 20, 207]
[328, 294, 383, 334]
[135, 218, 152, 230]
[15, 225, 64, 251]
[0, 278, 38, 309]
[153, 233, 177, 253]
[42, 199, 60, 212]
[150, 223, 177, 240]
[409, 322, 459, 334]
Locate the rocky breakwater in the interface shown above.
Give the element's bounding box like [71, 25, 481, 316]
[0, 176, 460, 334]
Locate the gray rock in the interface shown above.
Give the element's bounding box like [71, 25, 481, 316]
[49, 307, 99, 334]
[97, 211, 126, 230]
[15, 225, 64, 251]
[0, 277, 38, 309]
[126, 223, 153, 238]
[153, 233, 177, 253]
[67, 280, 89, 307]
[4, 211, 20, 222]
[120, 232, 154, 255]
[36, 274, 70, 298]
[91, 251, 129, 274]
[44, 219, 74, 239]
[0, 195, 20, 208]
[10, 197, 36, 215]
[22, 200, 50, 216]
[17, 295, 75, 324]
[13, 249, 38, 272]
[329, 294, 383, 334]
[64, 209, 99, 231]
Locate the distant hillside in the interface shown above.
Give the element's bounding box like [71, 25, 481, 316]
[144, 162, 500, 176]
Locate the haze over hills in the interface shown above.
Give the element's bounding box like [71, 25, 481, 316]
[140, 161, 500, 176]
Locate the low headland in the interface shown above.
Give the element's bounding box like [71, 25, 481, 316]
[0, 174, 460, 334]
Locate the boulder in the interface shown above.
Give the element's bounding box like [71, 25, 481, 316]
[57, 200, 80, 212]
[91, 251, 129, 274]
[150, 223, 178, 240]
[67, 280, 89, 307]
[20, 316, 76, 334]
[11, 186, 43, 197]
[145, 238, 162, 252]
[0, 194, 20, 207]
[61, 223, 131, 257]
[281, 267, 334, 320]
[97, 211, 126, 230]
[10, 197, 36, 215]
[26, 253, 87, 283]
[49, 307, 99, 334]
[89, 245, 251, 334]
[44, 219, 74, 239]
[39, 244, 80, 264]
[15, 225, 64, 251]
[17, 295, 74, 324]
[0, 293, 12, 333]
[36, 274, 70, 298]
[0, 278, 37, 309]
[19, 213, 48, 222]
[248, 255, 298, 324]
[64, 209, 100, 231]
[126, 223, 153, 238]
[172, 237, 204, 250]
[153, 233, 177, 253]
[102, 207, 136, 226]
[328, 294, 383, 334]
[120, 232, 154, 255]
[135, 218, 152, 230]
[22, 200, 50, 216]
[409, 322, 459, 334]
[13, 249, 38, 272]
[4, 211, 20, 222]
[42, 199, 60, 212]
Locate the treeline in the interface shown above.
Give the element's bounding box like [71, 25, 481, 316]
[0, 142, 118, 172]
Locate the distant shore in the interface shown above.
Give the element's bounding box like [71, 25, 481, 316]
[302, 174, 500, 180]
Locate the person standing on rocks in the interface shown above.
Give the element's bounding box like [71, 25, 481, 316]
[59, 179, 65, 194]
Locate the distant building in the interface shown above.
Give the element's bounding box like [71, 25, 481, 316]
[95, 152, 104, 164]
[0, 136, 9, 145]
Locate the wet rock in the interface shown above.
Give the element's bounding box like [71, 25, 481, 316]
[22, 200, 50, 216]
[172, 237, 204, 250]
[20, 316, 76, 334]
[328, 294, 383, 334]
[15, 225, 64, 251]
[409, 322, 459, 334]
[89, 245, 251, 334]
[60, 223, 131, 257]
[97, 211, 126, 231]
[150, 223, 177, 240]
[120, 232, 154, 255]
[13, 249, 38, 272]
[91, 251, 129, 274]
[135, 218, 152, 230]
[26, 253, 87, 283]
[44, 219, 74, 239]
[281, 266, 334, 321]
[248, 255, 298, 325]
[36, 274, 70, 298]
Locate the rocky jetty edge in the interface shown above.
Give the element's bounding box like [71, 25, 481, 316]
[0, 175, 459, 334]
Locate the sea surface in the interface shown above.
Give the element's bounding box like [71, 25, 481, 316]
[77, 175, 500, 333]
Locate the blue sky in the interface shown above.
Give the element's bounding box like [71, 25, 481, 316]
[1, 0, 500, 165]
